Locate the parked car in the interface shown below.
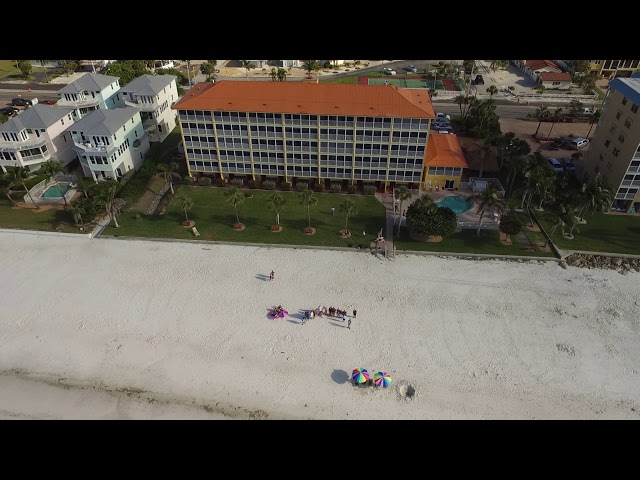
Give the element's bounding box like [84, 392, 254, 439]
[11, 97, 33, 107]
[1, 106, 20, 116]
[431, 121, 452, 131]
[436, 112, 451, 121]
[549, 138, 568, 150]
[405, 65, 417, 73]
[40, 100, 56, 106]
[561, 157, 576, 174]
[548, 157, 564, 173]
[474, 74, 484, 85]
[570, 137, 589, 150]
[382, 67, 397, 75]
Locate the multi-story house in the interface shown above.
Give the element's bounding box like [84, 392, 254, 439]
[172, 81, 440, 191]
[423, 133, 469, 191]
[582, 72, 640, 213]
[588, 60, 640, 79]
[120, 74, 178, 143]
[0, 105, 77, 173]
[66, 107, 150, 181]
[56, 73, 124, 119]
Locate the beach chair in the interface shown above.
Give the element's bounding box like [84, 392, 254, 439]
[192, 227, 200, 237]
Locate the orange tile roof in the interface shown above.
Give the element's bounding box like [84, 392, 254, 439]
[538, 71, 572, 82]
[524, 60, 561, 72]
[173, 81, 435, 118]
[425, 133, 468, 168]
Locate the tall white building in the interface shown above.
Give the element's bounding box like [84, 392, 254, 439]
[0, 105, 77, 172]
[120, 74, 178, 143]
[66, 107, 150, 181]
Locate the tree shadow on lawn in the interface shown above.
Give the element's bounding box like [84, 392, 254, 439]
[563, 227, 637, 253]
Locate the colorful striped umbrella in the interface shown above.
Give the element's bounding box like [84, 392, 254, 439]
[373, 372, 392, 388]
[352, 368, 369, 384]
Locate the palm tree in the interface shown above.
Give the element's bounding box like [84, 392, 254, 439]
[299, 189, 318, 228]
[529, 105, 550, 139]
[302, 60, 318, 76]
[454, 94, 471, 118]
[225, 186, 246, 225]
[586, 109, 601, 139]
[577, 174, 615, 223]
[96, 180, 124, 228]
[38, 159, 69, 206]
[473, 183, 507, 236]
[178, 192, 194, 222]
[270, 67, 278, 82]
[542, 202, 568, 248]
[394, 185, 412, 235]
[75, 177, 95, 199]
[504, 139, 532, 196]
[533, 168, 556, 211]
[2, 184, 17, 204]
[562, 208, 581, 239]
[267, 192, 286, 226]
[66, 203, 85, 226]
[157, 162, 179, 194]
[486, 85, 498, 99]
[496, 132, 516, 170]
[277, 68, 287, 82]
[4, 166, 39, 209]
[40, 60, 49, 83]
[546, 107, 564, 139]
[241, 60, 255, 78]
[339, 198, 358, 232]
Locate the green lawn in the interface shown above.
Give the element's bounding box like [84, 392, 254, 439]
[0, 60, 20, 80]
[394, 227, 555, 257]
[0, 199, 80, 233]
[536, 210, 640, 255]
[104, 186, 387, 248]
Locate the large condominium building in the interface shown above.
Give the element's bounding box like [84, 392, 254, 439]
[588, 60, 640, 79]
[66, 107, 150, 181]
[120, 74, 178, 143]
[0, 105, 77, 173]
[56, 73, 124, 119]
[582, 72, 640, 213]
[172, 80, 439, 191]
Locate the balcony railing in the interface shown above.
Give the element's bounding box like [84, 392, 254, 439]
[0, 136, 48, 150]
[57, 98, 101, 108]
[125, 99, 159, 110]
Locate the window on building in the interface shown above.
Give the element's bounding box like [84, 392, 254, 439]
[604, 139, 610, 148]
[619, 133, 625, 143]
[607, 161, 613, 170]
[613, 147, 620, 157]
[622, 96, 628, 105]
[616, 111, 622, 120]
[625, 118, 632, 129]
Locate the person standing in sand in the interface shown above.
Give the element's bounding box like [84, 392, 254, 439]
[353, 309, 357, 319]
[270, 270, 274, 281]
[347, 318, 352, 329]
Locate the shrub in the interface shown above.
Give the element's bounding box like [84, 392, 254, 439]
[199, 177, 212, 186]
[281, 182, 291, 192]
[118, 170, 136, 188]
[347, 184, 357, 194]
[183, 175, 195, 184]
[296, 181, 309, 192]
[23, 174, 48, 190]
[407, 196, 457, 237]
[230, 178, 244, 188]
[314, 183, 324, 193]
[247, 179, 258, 189]
[499, 212, 522, 236]
[330, 182, 342, 193]
[73, 195, 103, 224]
[263, 180, 276, 190]
[363, 184, 377, 195]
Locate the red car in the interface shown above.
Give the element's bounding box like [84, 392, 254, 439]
[40, 100, 56, 106]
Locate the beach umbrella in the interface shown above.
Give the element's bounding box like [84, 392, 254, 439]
[352, 368, 369, 384]
[373, 372, 392, 388]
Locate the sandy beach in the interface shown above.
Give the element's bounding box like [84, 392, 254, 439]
[0, 230, 639, 420]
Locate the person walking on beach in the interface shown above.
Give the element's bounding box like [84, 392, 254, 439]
[347, 318, 352, 329]
[352, 309, 357, 319]
[269, 270, 274, 281]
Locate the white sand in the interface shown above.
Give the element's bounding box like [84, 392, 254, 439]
[1, 230, 639, 420]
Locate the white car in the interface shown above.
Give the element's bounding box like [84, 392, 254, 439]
[436, 112, 451, 121]
[406, 65, 418, 73]
[382, 67, 397, 75]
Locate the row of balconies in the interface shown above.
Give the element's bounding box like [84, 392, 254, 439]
[179, 115, 430, 130]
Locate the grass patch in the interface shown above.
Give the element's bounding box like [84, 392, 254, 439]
[0, 199, 80, 233]
[103, 186, 386, 248]
[0, 60, 20, 80]
[394, 227, 555, 257]
[131, 175, 168, 213]
[536, 210, 640, 255]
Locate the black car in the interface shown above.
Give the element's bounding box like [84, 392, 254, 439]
[1, 106, 20, 116]
[474, 74, 484, 85]
[11, 97, 32, 107]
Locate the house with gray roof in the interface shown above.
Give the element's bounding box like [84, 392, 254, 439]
[0, 105, 77, 172]
[65, 107, 150, 181]
[121, 74, 178, 143]
[56, 73, 124, 119]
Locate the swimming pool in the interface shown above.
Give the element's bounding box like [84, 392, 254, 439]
[42, 183, 72, 198]
[436, 195, 473, 214]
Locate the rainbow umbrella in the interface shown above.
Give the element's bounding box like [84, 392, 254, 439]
[352, 368, 369, 384]
[373, 372, 392, 388]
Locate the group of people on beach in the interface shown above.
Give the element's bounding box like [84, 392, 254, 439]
[302, 307, 357, 328]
